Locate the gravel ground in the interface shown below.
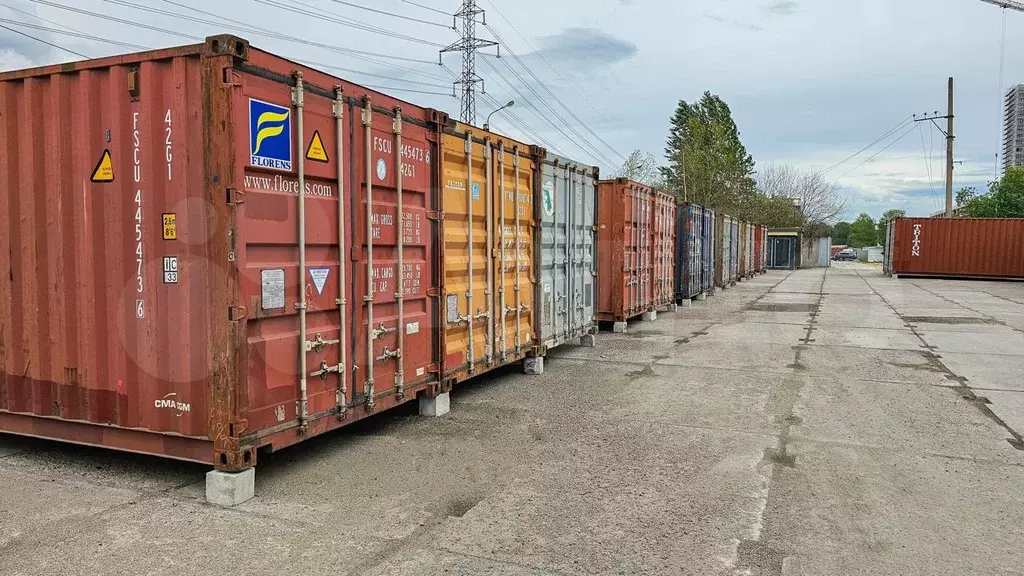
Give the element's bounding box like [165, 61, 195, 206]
[2, 262, 1023, 575]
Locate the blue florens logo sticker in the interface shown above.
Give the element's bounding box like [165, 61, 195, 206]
[249, 98, 292, 171]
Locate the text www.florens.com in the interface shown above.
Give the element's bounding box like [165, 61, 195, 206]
[244, 174, 333, 197]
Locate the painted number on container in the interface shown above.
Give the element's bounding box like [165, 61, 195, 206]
[164, 109, 172, 181]
[133, 112, 145, 318]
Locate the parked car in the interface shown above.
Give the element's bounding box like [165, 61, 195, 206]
[833, 249, 857, 261]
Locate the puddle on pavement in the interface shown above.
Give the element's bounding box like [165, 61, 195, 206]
[902, 316, 994, 325]
[747, 303, 818, 312]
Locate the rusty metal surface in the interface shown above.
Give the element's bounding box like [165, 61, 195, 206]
[596, 178, 655, 322]
[439, 122, 535, 384]
[651, 191, 676, 308]
[0, 36, 441, 468]
[738, 222, 749, 277]
[888, 217, 1024, 279]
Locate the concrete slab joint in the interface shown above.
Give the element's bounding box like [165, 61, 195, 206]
[206, 468, 255, 507]
[642, 310, 658, 322]
[419, 392, 450, 417]
[523, 356, 544, 375]
[612, 321, 628, 333]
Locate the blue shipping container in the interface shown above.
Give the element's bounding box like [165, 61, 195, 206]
[674, 203, 717, 301]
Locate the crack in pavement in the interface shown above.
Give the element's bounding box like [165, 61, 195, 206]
[857, 271, 1024, 451]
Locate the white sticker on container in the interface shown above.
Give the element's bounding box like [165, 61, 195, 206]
[406, 321, 420, 335]
[376, 157, 387, 181]
[543, 282, 551, 293]
[416, 367, 425, 376]
[261, 268, 285, 309]
[163, 256, 179, 284]
[309, 267, 330, 295]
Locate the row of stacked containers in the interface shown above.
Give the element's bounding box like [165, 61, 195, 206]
[0, 36, 764, 473]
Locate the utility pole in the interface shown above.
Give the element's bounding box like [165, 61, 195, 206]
[439, 0, 499, 124]
[913, 77, 955, 217]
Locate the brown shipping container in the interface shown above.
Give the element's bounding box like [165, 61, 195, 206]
[651, 191, 676, 309]
[438, 121, 536, 384]
[738, 222, 749, 278]
[596, 178, 654, 323]
[887, 217, 1024, 279]
[0, 36, 445, 470]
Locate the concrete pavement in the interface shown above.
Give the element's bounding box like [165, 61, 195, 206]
[1, 263, 1023, 575]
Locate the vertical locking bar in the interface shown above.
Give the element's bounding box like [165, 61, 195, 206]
[362, 97, 375, 409]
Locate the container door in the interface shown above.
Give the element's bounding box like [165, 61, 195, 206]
[576, 167, 596, 334]
[537, 160, 565, 345]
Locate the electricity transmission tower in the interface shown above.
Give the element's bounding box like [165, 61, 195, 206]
[440, 0, 499, 124]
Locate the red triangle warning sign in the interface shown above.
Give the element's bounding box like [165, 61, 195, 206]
[90, 149, 114, 183]
[306, 130, 329, 163]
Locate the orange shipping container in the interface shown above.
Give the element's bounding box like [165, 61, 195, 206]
[596, 178, 656, 326]
[438, 120, 537, 384]
[0, 36, 445, 475]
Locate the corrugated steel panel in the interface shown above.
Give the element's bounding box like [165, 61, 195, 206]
[704, 208, 717, 293]
[439, 122, 536, 383]
[674, 203, 714, 300]
[730, 220, 740, 281]
[651, 191, 676, 308]
[0, 35, 442, 469]
[888, 217, 1024, 279]
[536, 153, 598, 350]
[596, 178, 655, 322]
[738, 222, 749, 277]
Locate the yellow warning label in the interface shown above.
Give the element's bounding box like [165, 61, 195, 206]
[305, 130, 329, 163]
[162, 213, 177, 240]
[90, 149, 114, 183]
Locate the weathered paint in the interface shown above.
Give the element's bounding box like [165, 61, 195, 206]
[0, 36, 441, 469]
[536, 153, 598, 351]
[438, 121, 536, 383]
[674, 203, 715, 300]
[886, 217, 1024, 279]
[738, 222, 750, 278]
[651, 191, 676, 309]
[596, 178, 655, 322]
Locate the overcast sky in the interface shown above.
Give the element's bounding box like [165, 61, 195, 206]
[2, 0, 1022, 220]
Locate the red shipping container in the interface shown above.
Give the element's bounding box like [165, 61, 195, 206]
[596, 178, 654, 323]
[0, 36, 444, 471]
[886, 217, 1024, 279]
[651, 190, 676, 309]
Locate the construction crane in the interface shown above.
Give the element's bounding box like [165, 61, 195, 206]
[979, 0, 1024, 177]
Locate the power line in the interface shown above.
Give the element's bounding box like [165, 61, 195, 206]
[254, 0, 447, 48]
[327, 0, 453, 29]
[835, 123, 919, 181]
[482, 0, 621, 157]
[295, 59, 451, 89]
[26, 0, 198, 40]
[399, 0, 452, 17]
[478, 90, 559, 153]
[159, 0, 442, 66]
[479, 55, 607, 165]
[0, 17, 147, 50]
[484, 49, 616, 167]
[918, 123, 939, 211]
[481, 21, 623, 166]
[359, 85, 455, 97]
[820, 115, 913, 175]
[0, 22, 86, 58]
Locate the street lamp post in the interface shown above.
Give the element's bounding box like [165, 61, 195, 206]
[483, 100, 514, 130]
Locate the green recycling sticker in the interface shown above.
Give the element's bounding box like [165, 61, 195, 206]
[542, 181, 555, 217]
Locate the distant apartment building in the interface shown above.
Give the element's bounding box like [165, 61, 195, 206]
[1004, 84, 1024, 173]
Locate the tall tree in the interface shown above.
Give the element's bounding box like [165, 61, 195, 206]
[615, 149, 665, 188]
[661, 92, 756, 212]
[876, 209, 905, 245]
[848, 213, 878, 248]
[756, 163, 848, 225]
[957, 167, 1024, 218]
[831, 221, 852, 245]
